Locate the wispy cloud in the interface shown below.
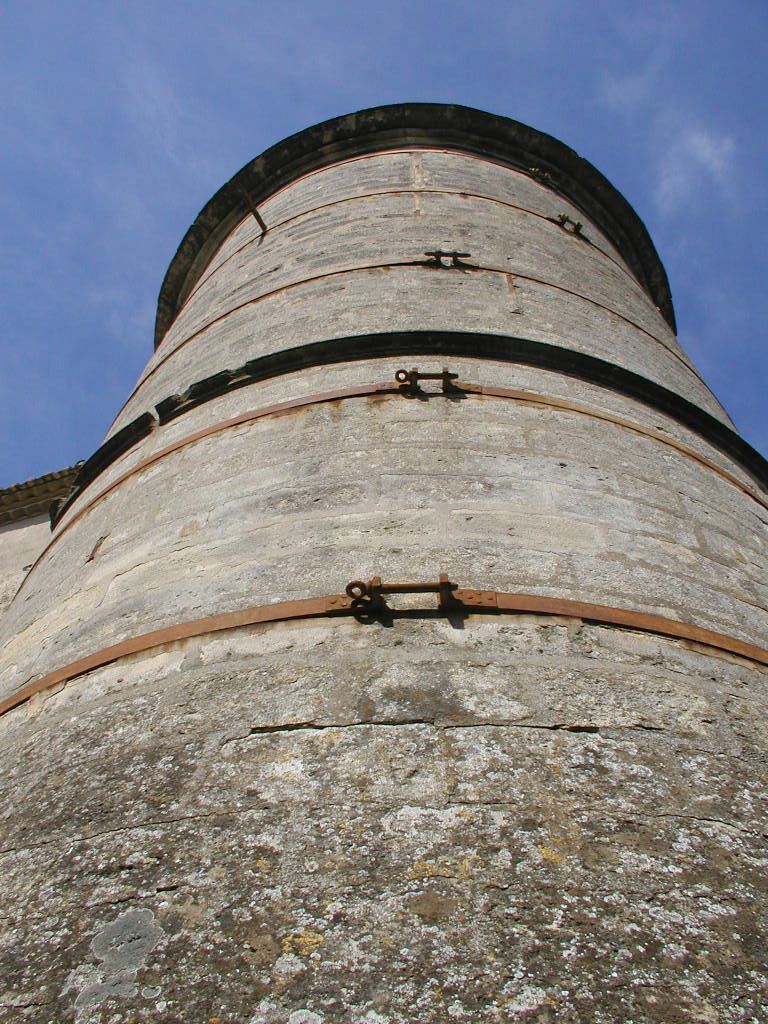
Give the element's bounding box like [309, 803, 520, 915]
[599, 45, 671, 117]
[122, 60, 187, 161]
[654, 127, 736, 214]
[120, 57, 223, 188]
[597, 34, 738, 219]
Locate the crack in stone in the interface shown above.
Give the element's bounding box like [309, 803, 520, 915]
[0, 808, 232, 857]
[246, 717, 435, 735]
[90, 885, 180, 910]
[0, 1000, 57, 1010]
[221, 718, 668, 744]
[650, 812, 758, 836]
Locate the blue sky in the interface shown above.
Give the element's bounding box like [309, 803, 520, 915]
[1, 0, 766, 486]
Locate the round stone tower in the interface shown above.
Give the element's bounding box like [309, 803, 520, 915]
[1, 105, 766, 1023]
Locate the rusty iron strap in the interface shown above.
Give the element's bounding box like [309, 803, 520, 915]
[466, 383, 768, 510]
[17, 374, 767, 605]
[102, 332, 766, 492]
[179, 146, 655, 323]
[396, 371, 766, 508]
[29, 383, 398, 564]
[17, 383, 399, 597]
[2, 582, 766, 720]
[0, 593, 356, 719]
[153, 117, 676, 347]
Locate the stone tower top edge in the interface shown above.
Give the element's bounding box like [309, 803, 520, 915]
[154, 102, 676, 349]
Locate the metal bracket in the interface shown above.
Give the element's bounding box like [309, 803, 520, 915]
[344, 574, 458, 619]
[424, 249, 472, 268]
[395, 367, 462, 394]
[339, 576, 499, 621]
[237, 184, 268, 233]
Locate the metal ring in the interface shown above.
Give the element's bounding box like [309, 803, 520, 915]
[345, 580, 369, 599]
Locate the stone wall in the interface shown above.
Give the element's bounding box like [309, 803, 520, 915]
[111, 151, 726, 434]
[3, 619, 767, 1023]
[0, 113, 765, 1024]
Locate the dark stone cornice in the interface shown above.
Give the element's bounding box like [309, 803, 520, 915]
[155, 103, 676, 348]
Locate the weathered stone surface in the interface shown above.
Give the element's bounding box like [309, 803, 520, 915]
[1, 621, 767, 1022]
[0, 108, 765, 1023]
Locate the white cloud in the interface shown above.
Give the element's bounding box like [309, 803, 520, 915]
[654, 128, 736, 214]
[598, 10, 679, 118]
[120, 57, 224, 188]
[595, 17, 738, 220]
[600, 43, 670, 117]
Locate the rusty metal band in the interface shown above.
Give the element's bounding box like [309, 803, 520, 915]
[242, 146, 563, 214]
[184, 186, 641, 313]
[2, 588, 766, 720]
[55, 384, 396, 529]
[17, 381, 767, 604]
[471, 384, 767, 510]
[142, 262, 680, 401]
[19, 384, 399, 593]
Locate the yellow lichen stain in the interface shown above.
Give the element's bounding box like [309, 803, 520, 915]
[408, 852, 481, 880]
[457, 853, 481, 878]
[538, 845, 565, 865]
[409, 858, 451, 879]
[431, 986, 445, 1002]
[281, 929, 325, 956]
[253, 857, 272, 872]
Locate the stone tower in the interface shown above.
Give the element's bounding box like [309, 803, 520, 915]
[1, 105, 766, 1023]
